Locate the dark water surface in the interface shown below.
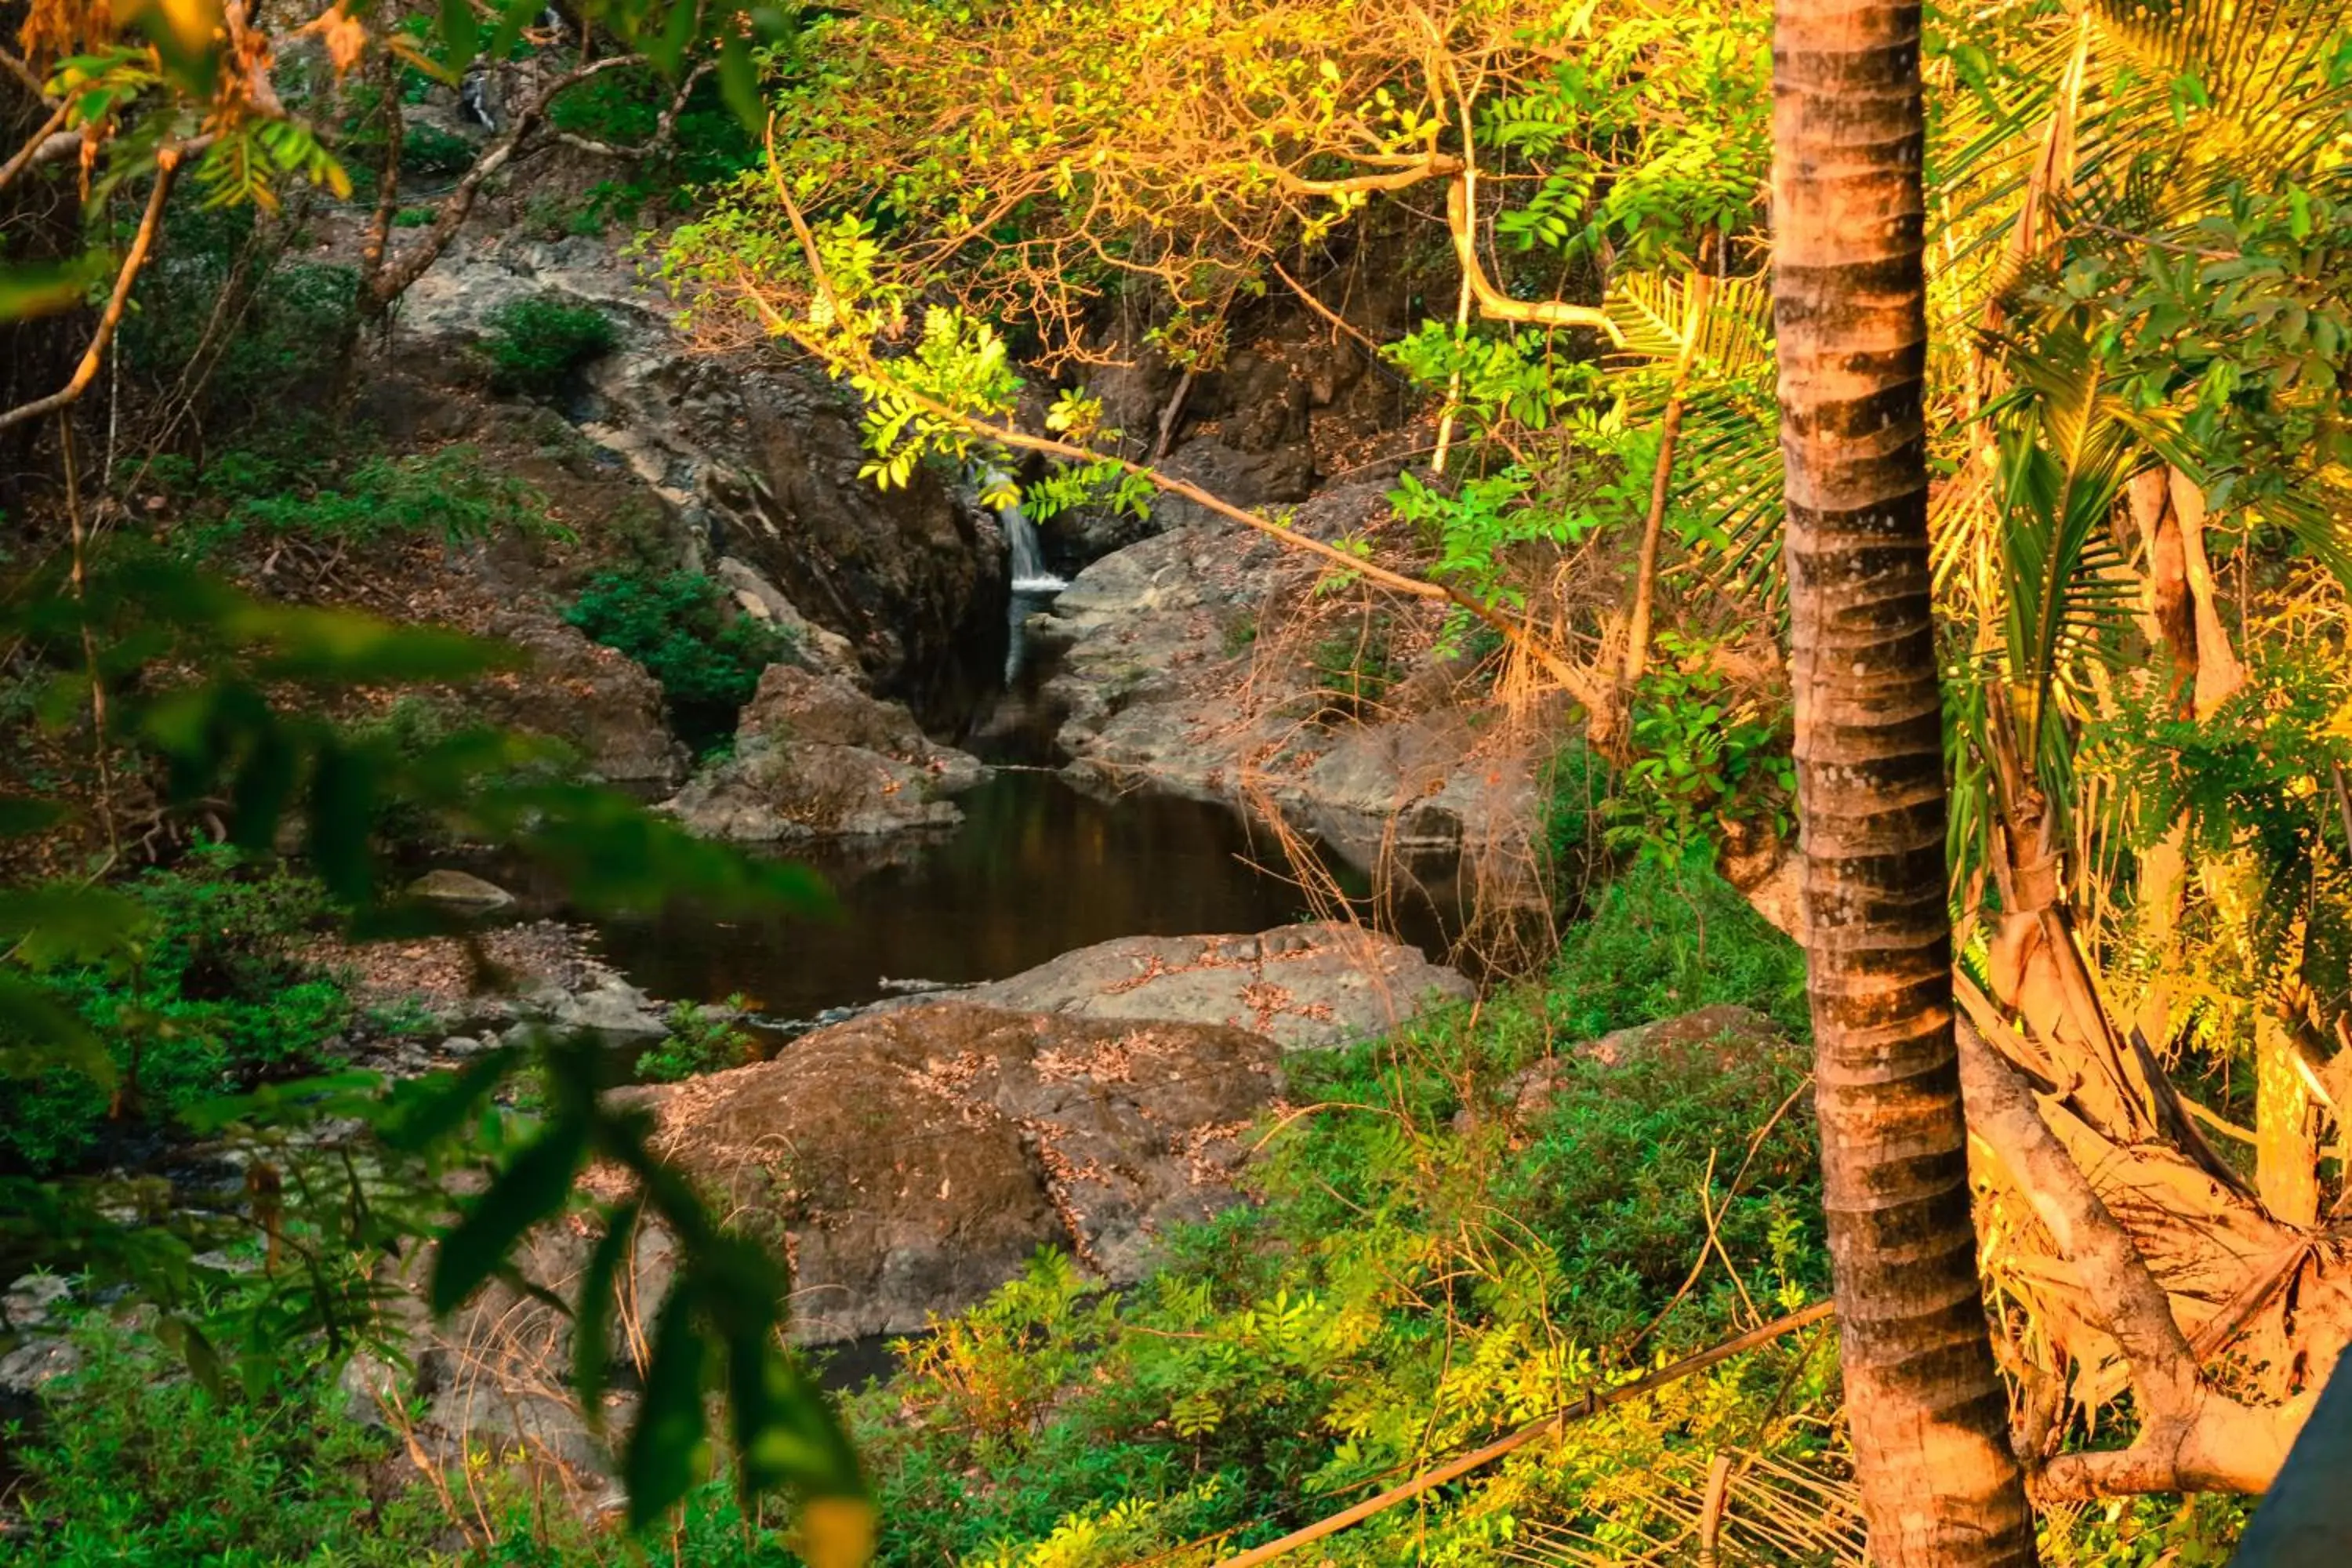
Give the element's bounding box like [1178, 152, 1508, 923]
[591, 771, 1356, 1024]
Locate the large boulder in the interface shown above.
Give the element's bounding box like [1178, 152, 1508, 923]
[633, 1003, 1283, 1339]
[472, 613, 688, 791]
[666, 664, 986, 840]
[905, 924, 1475, 1051]
[347, 1004, 1284, 1494]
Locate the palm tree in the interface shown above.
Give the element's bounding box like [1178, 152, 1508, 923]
[1770, 0, 2038, 1561]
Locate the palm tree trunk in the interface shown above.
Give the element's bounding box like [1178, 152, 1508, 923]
[1772, 0, 2038, 1562]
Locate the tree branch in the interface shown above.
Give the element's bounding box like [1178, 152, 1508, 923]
[0, 148, 180, 434]
[363, 53, 647, 317]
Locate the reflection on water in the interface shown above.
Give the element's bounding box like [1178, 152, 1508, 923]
[593, 771, 1370, 1024]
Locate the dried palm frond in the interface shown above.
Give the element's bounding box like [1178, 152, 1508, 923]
[1504, 1445, 1866, 1567]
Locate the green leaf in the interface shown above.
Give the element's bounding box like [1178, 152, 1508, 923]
[429, 1111, 590, 1316]
[437, 0, 479, 68]
[306, 741, 377, 906]
[0, 254, 114, 322]
[0, 886, 150, 967]
[0, 973, 114, 1089]
[574, 1199, 644, 1432]
[376, 1048, 521, 1153]
[625, 1283, 710, 1530]
[0, 798, 67, 837]
[717, 27, 760, 130]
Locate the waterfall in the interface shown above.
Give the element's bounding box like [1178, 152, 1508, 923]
[983, 468, 1067, 593]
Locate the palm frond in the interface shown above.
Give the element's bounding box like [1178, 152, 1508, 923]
[1505, 1446, 1866, 1567]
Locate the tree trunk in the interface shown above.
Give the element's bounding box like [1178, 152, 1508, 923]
[1771, 0, 2038, 1561]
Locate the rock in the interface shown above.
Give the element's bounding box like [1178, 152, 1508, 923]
[898, 924, 1475, 1051]
[667, 664, 986, 841]
[356, 1003, 1285, 1486]
[0, 1337, 78, 1398]
[534, 975, 669, 1044]
[1034, 481, 1554, 916]
[474, 613, 688, 791]
[2, 1273, 70, 1331]
[405, 869, 518, 912]
[712, 556, 860, 675]
[389, 236, 1008, 710]
[629, 1003, 1285, 1339]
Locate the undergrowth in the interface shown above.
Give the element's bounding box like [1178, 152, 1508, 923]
[564, 568, 794, 756]
[0, 846, 351, 1174]
[1, 864, 2247, 1564]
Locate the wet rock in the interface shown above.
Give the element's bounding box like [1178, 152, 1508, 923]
[667, 664, 985, 841]
[405, 869, 518, 912]
[892, 924, 1475, 1051]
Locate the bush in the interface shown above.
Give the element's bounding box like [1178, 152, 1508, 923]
[6, 1321, 448, 1566]
[120, 199, 356, 438]
[174, 448, 564, 561]
[481, 295, 619, 396]
[564, 568, 795, 755]
[0, 848, 352, 1175]
[636, 996, 758, 1082]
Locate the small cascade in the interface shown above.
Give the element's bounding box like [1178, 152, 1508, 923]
[982, 467, 1068, 593]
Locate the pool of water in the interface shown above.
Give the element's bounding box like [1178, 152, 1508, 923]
[588, 770, 1379, 1025]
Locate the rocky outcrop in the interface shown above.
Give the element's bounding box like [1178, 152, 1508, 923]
[666, 664, 985, 841]
[471, 612, 688, 792]
[891, 923, 1474, 1051]
[1032, 481, 1555, 906]
[348, 1002, 1286, 1486]
[383, 235, 1007, 710]
[632, 1003, 1283, 1338]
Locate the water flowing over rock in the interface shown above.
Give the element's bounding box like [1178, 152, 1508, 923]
[884, 922, 1475, 1051]
[666, 664, 986, 840]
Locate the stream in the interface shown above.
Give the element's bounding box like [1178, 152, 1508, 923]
[592, 768, 1359, 1026]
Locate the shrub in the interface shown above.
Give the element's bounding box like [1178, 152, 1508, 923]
[8, 1320, 448, 1566]
[0, 848, 352, 1175]
[175, 448, 564, 561]
[397, 120, 477, 178]
[1307, 612, 1398, 717]
[564, 568, 795, 755]
[635, 996, 759, 1082]
[481, 295, 619, 395]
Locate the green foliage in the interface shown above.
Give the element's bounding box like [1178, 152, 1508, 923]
[0, 847, 348, 1174]
[636, 996, 759, 1082]
[1538, 739, 1609, 877]
[548, 64, 760, 186]
[481, 296, 620, 396]
[120, 201, 358, 427]
[172, 448, 564, 561]
[1602, 633, 1795, 873]
[850, 863, 1823, 1566]
[564, 568, 794, 755]
[1305, 613, 1397, 717]
[399, 121, 478, 180]
[5, 1318, 448, 1566]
